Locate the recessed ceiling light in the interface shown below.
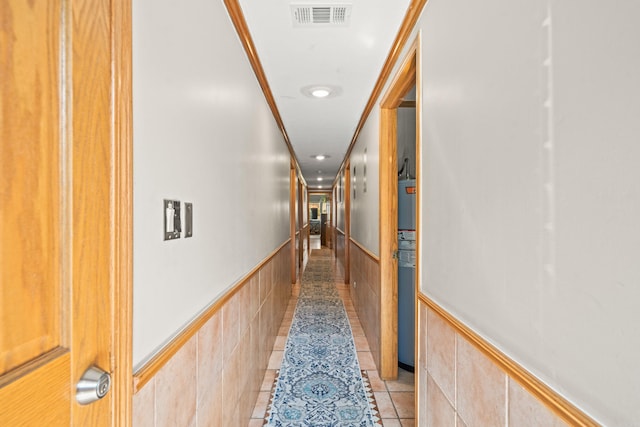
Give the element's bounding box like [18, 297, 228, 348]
[301, 85, 342, 99]
[317, 177, 323, 181]
[312, 154, 329, 160]
[311, 88, 331, 98]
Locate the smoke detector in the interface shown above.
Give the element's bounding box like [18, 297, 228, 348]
[291, 4, 352, 27]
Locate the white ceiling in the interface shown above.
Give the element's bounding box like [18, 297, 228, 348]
[238, 0, 412, 189]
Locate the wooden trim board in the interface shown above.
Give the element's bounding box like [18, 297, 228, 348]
[222, 0, 297, 164]
[111, 0, 134, 424]
[349, 238, 380, 263]
[132, 239, 291, 392]
[337, 0, 427, 175]
[418, 293, 599, 427]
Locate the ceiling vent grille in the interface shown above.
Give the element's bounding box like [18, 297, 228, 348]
[291, 4, 352, 27]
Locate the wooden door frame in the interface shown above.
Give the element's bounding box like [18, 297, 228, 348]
[109, 1, 134, 424]
[344, 160, 352, 284]
[379, 37, 420, 380]
[290, 160, 297, 283]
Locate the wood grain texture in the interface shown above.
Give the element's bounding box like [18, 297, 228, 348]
[418, 294, 600, 427]
[111, 0, 134, 425]
[344, 161, 351, 285]
[1, 1, 131, 424]
[378, 39, 418, 381]
[413, 35, 422, 422]
[379, 107, 398, 380]
[0, 350, 71, 426]
[0, 0, 62, 375]
[68, 0, 114, 424]
[290, 161, 298, 283]
[399, 100, 417, 108]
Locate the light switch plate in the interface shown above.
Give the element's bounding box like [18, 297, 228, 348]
[164, 199, 181, 240]
[184, 202, 193, 238]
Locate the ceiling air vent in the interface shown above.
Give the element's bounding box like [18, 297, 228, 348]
[291, 4, 352, 27]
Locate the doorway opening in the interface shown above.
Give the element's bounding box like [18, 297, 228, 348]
[309, 192, 332, 250]
[379, 39, 420, 381]
[396, 87, 417, 373]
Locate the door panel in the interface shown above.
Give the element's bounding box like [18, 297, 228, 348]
[0, 2, 72, 423]
[0, 0, 128, 424]
[0, 351, 71, 426]
[0, 0, 63, 377]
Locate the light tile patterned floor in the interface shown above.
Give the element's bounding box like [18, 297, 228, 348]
[250, 243, 415, 426]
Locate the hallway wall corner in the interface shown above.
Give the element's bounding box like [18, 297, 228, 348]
[132, 242, 292, 426]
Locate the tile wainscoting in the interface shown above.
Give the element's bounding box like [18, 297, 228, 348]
[349, 239, 381, 372]
[335, 229, 347, 283]
[417, 294, 598, 427]
[132, 241, 292, 427]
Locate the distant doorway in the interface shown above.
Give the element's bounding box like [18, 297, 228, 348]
[309, 192, 332, 247]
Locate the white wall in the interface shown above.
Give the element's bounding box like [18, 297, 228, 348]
[132, 0, 291, 368]
[349, 116, 380, 255]
[415, 0, 640, 424]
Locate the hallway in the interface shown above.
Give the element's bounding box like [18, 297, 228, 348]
[4, 1, 637, 425]
[250, 239, 415, 426]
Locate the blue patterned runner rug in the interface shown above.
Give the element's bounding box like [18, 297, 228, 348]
[266, 249, 376, 426]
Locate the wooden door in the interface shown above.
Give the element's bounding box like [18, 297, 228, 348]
[0, 1, 132, 425]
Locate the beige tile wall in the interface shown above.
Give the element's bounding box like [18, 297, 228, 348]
[133, 243, 292, 427]
[349, 240, 381, 370]
[336, 231, 347, 281]
[417, 298, 569, 427]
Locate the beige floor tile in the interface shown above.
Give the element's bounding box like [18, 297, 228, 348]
[400, 419, 415, 427]
[260, 369, 277, 391]
[277, 324, 291, 336]
[354, 336, 370, 351]
[385, 368, 414, 392]
[273, 335, 287, 350]
[251, 391, 271, 419]
[267, 351, 284, 369]
[390, 392, 415, 419]
[351, 325, 366, 336]
[382, 419, 402, 427]
[280, 318, 292, 328]
[248, 419, 265, 427]
[374, 391, 398, 418]
[347, 313, 359, 322]
[349, 318, 363, 330]
[366, 370, 388, 391]
[358, 351, 377, 370]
